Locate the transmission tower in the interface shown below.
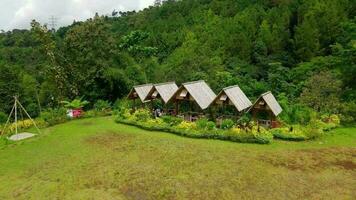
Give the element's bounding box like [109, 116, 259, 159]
[48, 16, 58, 31]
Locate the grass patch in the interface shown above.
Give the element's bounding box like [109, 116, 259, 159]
[0, 117, 355, 199]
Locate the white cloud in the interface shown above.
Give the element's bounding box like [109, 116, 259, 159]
[0, 0, 155, 30]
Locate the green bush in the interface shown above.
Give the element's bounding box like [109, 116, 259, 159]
[271, 127, 308, 141]
[116, 117, 273, 144]
[206, 121, 216, 130]
[40, 108, 68, 126]
[133, 109, 151, 122]
[340, 102, 356, 123]
[304, 127, 323, 139]
[26, 103, 40, 118]
[0, 112, 7, 124]
[160, 115, 183, 126]
[61, 98, 89, 109]
[94, 100, 111, 112]
[236, 114, 251, 126]
[113, 99, 132, 112]
[196, 118, 208, 129]
[221, 119, 235, 129]
[196, 118, 216, 130]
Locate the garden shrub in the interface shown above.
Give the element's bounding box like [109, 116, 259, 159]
[2, 119, 47, 134]
[26, 103, 40, 118]
[82, 110, 96, 118]
[271, 127, 308, 141]
[160, 115, 183, 126]
[206, 121, 216, 130]
[304, 127, 323, 139]
[196, 118, 208, 129]
[133, 109, 151, 122]
[236, 114, 250, 126]
[94, 100, 111, 112]
[221, 119, 235, 129]
[0, 112, 7, 124]
[40, 108, 68, 125]
[113, 99, 132, 112]
[143, 118, 166, 129]
[196, 118, 216, 130]
[176, 121, 197, 130]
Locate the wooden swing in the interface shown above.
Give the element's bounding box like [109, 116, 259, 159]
[1, 96, 41, 141]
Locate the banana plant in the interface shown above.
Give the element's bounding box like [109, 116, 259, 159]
[61, 98, 89, 109]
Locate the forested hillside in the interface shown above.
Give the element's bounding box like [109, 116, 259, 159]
[0, 0, 355, 122]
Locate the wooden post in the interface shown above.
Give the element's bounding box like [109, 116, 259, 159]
[175, 99, 179, 116]
[14, 97, 17, 135]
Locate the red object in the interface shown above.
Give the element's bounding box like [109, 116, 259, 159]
[72, 109, 83, 118]
[271, 120, 280, 128]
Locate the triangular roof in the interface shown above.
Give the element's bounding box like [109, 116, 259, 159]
[127, 83, 153, 103]
[169, 80, 216, 110]
[249, 91, 283, 116]
[145, 82, 178, 103]
[212, 85, 252, 112]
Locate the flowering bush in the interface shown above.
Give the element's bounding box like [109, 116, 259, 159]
[176, 121, 197, 130]
[133, 109, 151, 122]
[271, 127, 308, 141]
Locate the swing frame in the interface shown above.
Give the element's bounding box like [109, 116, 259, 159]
[0, 96, 41, 138]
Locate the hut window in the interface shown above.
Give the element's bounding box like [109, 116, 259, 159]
[133, 92, 137, 97]
[259, 101, 265, 106]
[220, 94, 227, 101]
[180, 89, 188, 97]
[152, 91, 158, 98]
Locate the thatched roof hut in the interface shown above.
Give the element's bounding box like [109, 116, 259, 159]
[169, 80, 216, 110]
[144, 82, 178, 104]
[127, 83, 153, 103]
[249, 91, 282, 116]
[211, 85, 252, 112]
[248, 91, 282, 127]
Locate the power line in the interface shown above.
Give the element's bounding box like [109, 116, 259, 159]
[48, 16, 58, 31]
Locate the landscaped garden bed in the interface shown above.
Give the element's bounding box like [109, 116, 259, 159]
[115, 108, 340, 144]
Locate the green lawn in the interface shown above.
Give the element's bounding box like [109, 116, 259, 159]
[0, 117, 355, 200]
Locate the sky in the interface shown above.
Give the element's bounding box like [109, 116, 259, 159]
[0, 0, 155, 31]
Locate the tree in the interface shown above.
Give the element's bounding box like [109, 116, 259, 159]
[294, 18, 320, 61]
[62, 14, 117, 100]
[0, 65, 21, 113]
[299, 71, 342, 114]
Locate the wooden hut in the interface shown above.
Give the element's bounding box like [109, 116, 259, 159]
[127, 83, 153, 109]
[168, 80, 216, 121]
[248, 91, 282, 128]
[144, 82, 178, 114]
[210, 85, 252, 123]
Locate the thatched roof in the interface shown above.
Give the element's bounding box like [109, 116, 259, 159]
[249, 91, 283, 116]
[145, 82, 178, 103]
[212, 85, 252, 112]
[169, 80, 216, 110]
[127, 83, 153, 103]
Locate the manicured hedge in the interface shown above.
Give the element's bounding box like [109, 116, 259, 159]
[116, 118, 273, 144]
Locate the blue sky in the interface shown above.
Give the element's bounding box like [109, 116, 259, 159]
[0, 0, 155, 30]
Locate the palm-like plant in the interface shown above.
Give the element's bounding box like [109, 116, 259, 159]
[61, 98, 89, 109]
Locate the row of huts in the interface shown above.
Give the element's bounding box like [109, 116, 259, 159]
[127, 80, 282, 127]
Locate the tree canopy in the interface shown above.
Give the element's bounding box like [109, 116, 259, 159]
[0, 0, 355, 121]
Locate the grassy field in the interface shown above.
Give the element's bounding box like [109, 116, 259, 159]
[0, 117, 355, 200]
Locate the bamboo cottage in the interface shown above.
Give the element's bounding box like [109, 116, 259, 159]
[168, 80, 216, 121]
[248, 91, 283, 128]
[210, 85, 252, 123]
[127, 81, 283, 126]
[144, 82, 178, 114]
[127, 83, 153, 109]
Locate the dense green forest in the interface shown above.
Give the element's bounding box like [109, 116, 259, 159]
[0, 0, 355, 123]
